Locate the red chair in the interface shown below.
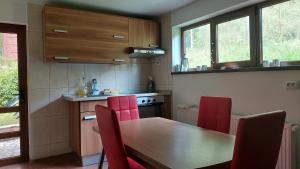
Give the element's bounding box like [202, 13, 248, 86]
[95, 105, 145, 169]
[99, 95, 140, 168]
[198, 96, 232, 133]
[231, 111, 286, 169]
[107, 95, 140, 121]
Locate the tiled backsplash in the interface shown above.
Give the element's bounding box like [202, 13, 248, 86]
[27, 3, 152, 159]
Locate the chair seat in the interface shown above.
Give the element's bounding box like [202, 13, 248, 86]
[128, 157, 145, 169]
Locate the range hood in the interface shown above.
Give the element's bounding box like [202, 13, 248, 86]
[129, 47, 165, 57]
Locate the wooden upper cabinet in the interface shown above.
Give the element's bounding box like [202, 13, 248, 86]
[43, 6, 130, 63]
[129, 18, 160, 48]
[149, 21, 160, 48]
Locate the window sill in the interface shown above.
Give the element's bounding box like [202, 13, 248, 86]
[171, 66, 300, 75]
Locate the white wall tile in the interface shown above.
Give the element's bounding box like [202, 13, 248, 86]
[128, 64, 141, 92]
[98, 64, 116, 90]
[49, 88, 69, 117]
[67, 64, 85, 89]
[30, 145, 51, 160]
[29, 61, 49, 89]
[29, 89, 50, 116]
[28, 31, 43, 62]
[115, 64, 129, 93]
[29, 117, 51, 147]
[140, 64, 152, 86]
[50, 63, 68, 88]
[84, 64, 102, 85]
[27, 3, 43, 32]
[50, 142, 72, 157]
[50, 116, 69, 143]
[68, 87, 78, 96]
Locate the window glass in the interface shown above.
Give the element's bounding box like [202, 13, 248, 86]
[184, 24, 211, 68]
[262, 0, 300, 62]
[217, 16, 250, 63]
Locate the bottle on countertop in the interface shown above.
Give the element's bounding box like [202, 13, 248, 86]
[78, 77, 87, 97]
[147, 76, 156, 93]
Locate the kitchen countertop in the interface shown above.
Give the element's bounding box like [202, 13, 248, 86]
[63, 90, 171, 102]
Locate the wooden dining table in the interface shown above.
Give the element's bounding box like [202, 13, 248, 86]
[94, 117, 235, 169]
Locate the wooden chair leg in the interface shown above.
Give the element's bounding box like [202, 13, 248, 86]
[99, 148, 105, 169]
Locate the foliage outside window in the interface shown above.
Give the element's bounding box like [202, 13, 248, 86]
[262, 0, 300, 62]
[181, 0, 300, 71]
[0, 33, 19, 107]
[217, 16, 250, 63]
[183, 24, 211, 68]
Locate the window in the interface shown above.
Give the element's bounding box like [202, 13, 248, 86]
[179, 0, 300, 73]
[261, 0, 300, 63]
[183, 24, 211, 68]
[217, 16, 250, 63]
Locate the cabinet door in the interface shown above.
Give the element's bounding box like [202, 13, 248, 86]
[149, 21, 160, 48]
[80, 111, 102, 156]
[44, 6, 129, 63]
[129, 18, 150, 48]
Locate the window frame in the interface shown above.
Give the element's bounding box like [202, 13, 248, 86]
[181, 20, 212, 67]
[257, 0, 300, 66]
[180, 0, 300, 71]
[212, 7, 256, 69]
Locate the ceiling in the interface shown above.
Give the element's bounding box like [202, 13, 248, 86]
[28, 0, 196, 16]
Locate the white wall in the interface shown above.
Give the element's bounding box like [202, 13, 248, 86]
[173, 71, 300, 124]
[0, 0, 27, 25]
[155, 0, 300, 167]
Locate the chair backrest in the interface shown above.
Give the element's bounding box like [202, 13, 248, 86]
[198, 96, 232, 133]
[95, 105, 129, 169]
[231, 111, 286, 169]
[107, 95, 140, 121]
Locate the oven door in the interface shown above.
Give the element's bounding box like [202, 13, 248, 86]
[138, 103, 164, 118]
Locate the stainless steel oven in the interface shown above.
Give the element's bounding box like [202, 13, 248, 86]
[137, 96, 165, 118]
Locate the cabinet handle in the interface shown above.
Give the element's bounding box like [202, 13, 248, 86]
[149, 44, 159, 48]
[113, 58, 126, 62]
[82, 115, 96, 121]
[53, 56, 69, 60]
[53, 29, 68, 33]
[112, 35, 125, 39]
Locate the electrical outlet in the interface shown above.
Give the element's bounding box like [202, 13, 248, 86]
[285, 81, 300, 89]
[152, 58, 160, 66]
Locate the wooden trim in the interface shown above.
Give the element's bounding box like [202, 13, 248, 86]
[0, 131, 20, 139]
[0, 107, 19, 114]
[171, 66, 300, 75]
[255, 5, 263, 66]
[0, 157, 23, 167]
[180, 28, 185, 61]
[16, 23, 29, 162]
[0, 23, 29, 163]
[163, 95, 172, 120]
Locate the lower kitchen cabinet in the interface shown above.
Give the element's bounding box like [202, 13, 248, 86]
[69, 101, 107, 166]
